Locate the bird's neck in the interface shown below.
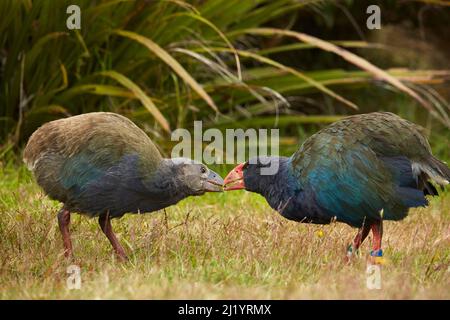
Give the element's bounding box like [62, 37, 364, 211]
[142, 159, 190, 201]
[248, 157, 301, 214]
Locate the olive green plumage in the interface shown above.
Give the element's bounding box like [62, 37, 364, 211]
[23, 112, 223, 218]
[24, 112, 162, 204]
[24, 112, 224, 259]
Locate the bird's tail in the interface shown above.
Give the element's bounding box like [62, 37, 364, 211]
[413, 156, 450, 193]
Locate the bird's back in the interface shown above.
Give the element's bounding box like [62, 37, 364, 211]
[292, 112, 431, 169]
[23, 112, 163, 213]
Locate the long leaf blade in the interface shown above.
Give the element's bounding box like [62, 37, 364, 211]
[114, 29, 219, 113]
[96, 70, 170, 133]
[242, 28, 434, 113]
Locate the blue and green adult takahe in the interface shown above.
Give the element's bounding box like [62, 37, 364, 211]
[224, 112, 450, 260]
[23, 112, 223, 260]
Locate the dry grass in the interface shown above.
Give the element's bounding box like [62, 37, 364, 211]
[0, 164, 449, 299]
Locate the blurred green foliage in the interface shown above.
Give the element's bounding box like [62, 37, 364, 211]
[0, 0, 448, 160]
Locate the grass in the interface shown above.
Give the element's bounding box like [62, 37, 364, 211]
[1, 162, 449, 299]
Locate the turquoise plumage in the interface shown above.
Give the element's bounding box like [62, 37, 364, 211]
[224, 112, 450, 261]
[290, 112, 435, 226]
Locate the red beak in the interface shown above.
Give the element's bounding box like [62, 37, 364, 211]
[223, 163, 246, 191]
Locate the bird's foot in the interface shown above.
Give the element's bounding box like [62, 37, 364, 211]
[114, 249, 129, 262]
[61, 246, 75, 260]
[63, 249, 72, 258]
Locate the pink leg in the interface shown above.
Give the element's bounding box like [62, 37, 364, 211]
[371, 220, 383, 253]
[369, 220, 384, 264]
[57, 207, 73, 258]
[346, 223, 371, 261]
[98, 213, 128, 261]
[352, 224, 371, 251]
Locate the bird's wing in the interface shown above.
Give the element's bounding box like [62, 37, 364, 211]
[24, 113, 162, 203]
[291, 132, 393, 225]
[315, 112, 432, 159]
[290, 114, 428, 226]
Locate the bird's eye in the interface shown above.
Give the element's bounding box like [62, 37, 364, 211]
[200, 166, 207, 174]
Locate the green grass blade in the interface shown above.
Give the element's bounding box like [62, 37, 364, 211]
[96, 70, 170, 133]
[114, 29, 219, 113]
[189, 46, 359, 110]
[258, 41, 386, 56]
[58, 84, 138, 100]
[169, 12, 242, 80]
[241, 28, 437, 116]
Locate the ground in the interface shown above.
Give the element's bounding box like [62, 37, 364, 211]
[0, 164, 449, 299]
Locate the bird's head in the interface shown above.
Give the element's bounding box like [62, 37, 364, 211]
[223, 156, 280, 192]
[170, 158, 224, 195]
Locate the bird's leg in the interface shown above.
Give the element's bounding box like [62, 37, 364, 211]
[98, 213, 128, 261]
[57, 207, 73, 258]
[369, 220, 384, 264]
[346, 223, 371, 262]
[351, 224, 371, 252]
